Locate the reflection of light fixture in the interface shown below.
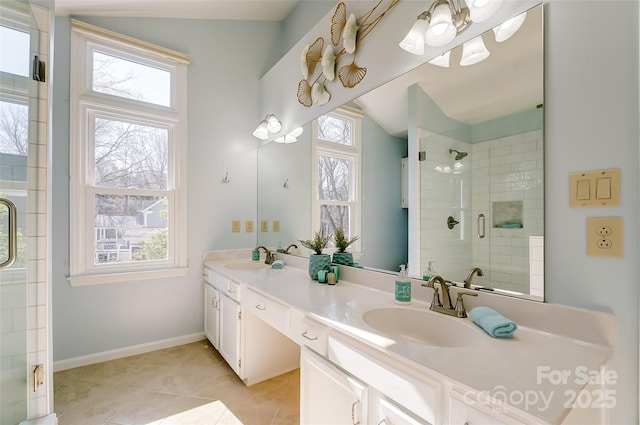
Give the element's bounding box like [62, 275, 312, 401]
[273, 126, 304, 144]
[493, 11, 526, 42]
[460, 35, 490, 66]
[253, 114, 282, 140]
[428, 50, 451, 67]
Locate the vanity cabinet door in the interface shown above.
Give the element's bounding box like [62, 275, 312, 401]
[219, 292, 241, 376]
[449, 396, 513, 425]
[204, 282, 220, 349]
[301, 348, 368, 425]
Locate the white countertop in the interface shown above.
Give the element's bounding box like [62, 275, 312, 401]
[203, 253, 614, 425]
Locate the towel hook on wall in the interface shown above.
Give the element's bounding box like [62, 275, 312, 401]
[222, 171, 230, 184]
[282, 178, 289, 189]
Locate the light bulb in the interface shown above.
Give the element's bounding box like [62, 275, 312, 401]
[266, 114, 281, 133]
[425, 1, 456, 47]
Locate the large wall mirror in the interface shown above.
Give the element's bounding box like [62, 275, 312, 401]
[258, 4, 543, 301]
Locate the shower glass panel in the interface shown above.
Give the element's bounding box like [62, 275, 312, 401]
[0, 1, 36, 423]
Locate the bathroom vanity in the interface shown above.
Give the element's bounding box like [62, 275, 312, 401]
[203, 250, 614, 425]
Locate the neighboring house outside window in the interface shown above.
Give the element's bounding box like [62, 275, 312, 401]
[311, 107, 362, 252]
[69, 20, 189, 285]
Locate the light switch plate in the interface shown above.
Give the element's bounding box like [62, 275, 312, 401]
[570, 168, 620, 208]
[260, 220, 269, 233]
[587, 217, 623, 258]
[231, 220, 241, 233]
[273, 220, 280, 232]
[245, 220, 254, 233]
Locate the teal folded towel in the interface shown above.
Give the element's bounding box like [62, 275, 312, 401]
[271, 260, 284, 269]
[470, 306, 518, 338]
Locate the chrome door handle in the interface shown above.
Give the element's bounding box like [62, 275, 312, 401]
[477, 213, 485, 239]
[0, 198, 17, 269]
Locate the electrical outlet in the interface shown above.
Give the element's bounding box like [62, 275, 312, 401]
[273, 220, 280, 232]
[260, 220, 269, 232]
[245, 220, 254, 233]
[231, 220, 241, 233]
[587, 217, 623, 258]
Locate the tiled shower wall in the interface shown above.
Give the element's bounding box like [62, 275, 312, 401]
[0, 4, 50, 423]
[420, 128, 543, 294]
[419, 135, 472, 283]
[471, 129, 544, 294]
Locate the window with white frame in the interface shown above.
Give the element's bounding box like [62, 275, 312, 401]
[311, 107, 362, 251]
[69, 20, 189, 285]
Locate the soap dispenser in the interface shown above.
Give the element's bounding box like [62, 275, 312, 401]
[423, 260, 437, 281]
[395, 265, 411, 305]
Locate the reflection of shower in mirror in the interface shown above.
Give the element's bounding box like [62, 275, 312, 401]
[449, 148, 468, 160]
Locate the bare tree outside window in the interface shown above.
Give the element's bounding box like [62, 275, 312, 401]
[0, 101, 28, 155]
[316, 113, 358, 244]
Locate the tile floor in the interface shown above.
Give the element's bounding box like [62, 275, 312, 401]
[54, 340, 300, 425]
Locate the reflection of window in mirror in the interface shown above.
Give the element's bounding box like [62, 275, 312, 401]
[311, 107, 362, 252]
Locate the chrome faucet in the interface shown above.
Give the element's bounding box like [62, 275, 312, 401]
[255, 246, 275, 265]
[422, 275, 478, 318]
[463, 267, 484, 288]
[284, 244, 298, 254]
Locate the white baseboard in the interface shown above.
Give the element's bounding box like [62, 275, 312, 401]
[53, 332, 205, 372]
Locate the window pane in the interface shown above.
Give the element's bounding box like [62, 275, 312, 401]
[0, 101, 28, 156]
[317, 115, 352, 146]
[0, 26, 30, 77]
[93, 51, 171, 107]
[320, 205, 350, 238]
[318, 155, 349, 201]
[94, 194, 168, 265]
[94, 117, 168, 190]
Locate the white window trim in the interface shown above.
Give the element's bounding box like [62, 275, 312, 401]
[311, 106, 363, 254]
[69, 20, 189, 286]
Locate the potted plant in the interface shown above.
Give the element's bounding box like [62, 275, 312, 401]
[299, 229, 332, 280]
[332, 229, 359, 266]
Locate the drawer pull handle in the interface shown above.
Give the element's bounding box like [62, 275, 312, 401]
[301, 331, 318, 341]
[377, 421, 386, 425]
[255, 304, 266, 311]
[352, 400, 360, 425]
[227, 288, 235, 293]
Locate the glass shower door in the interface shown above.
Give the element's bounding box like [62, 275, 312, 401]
[0, 1, 34, 423]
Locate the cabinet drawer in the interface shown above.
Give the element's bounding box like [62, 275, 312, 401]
[328, 336, 440, 424]
[244, 288, 289, 334]
[208, 270, 241, 302]
[449, 393, 515, 425]
[290, 309, 328, 356]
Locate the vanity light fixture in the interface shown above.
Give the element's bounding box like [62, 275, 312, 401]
[493, 11, 526, 42]
[273, 126, 304, 144]
[400, 0, 508, 58]
[252, 114, 282, 140]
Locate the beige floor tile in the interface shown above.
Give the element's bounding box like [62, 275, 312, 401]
[54, 340, 300, 425]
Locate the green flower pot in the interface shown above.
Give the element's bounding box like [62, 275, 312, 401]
[308, 254, 331, 280]
[332, 252, 353, 266]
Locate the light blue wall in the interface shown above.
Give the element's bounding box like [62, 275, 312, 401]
[52, 16, 280, 360]
[544, 2, 638, 424]
[360, 116, 408, 271]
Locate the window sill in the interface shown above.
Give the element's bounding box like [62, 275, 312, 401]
[68, 266, 189, 286]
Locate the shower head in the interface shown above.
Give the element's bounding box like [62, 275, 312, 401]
[449, 149, 468, 160]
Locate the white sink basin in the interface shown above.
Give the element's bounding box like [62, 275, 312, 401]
[224, 262, 265, 270]
[362, 307, 481, 347]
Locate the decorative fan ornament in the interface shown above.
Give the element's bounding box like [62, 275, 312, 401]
[321, 46, 336, 81]
[297, 80, 313, 107]
[338, 61, 367, 88]
[295, 0, 399, 108]
[342, 13, 358, 54]
[305, 37, 324, 76]
[311, 82, 331, 106]
[300, 44, 310, 79]
[331, 2, 347, 46]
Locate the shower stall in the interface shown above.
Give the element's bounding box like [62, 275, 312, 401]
[0, 1, 53, 424]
